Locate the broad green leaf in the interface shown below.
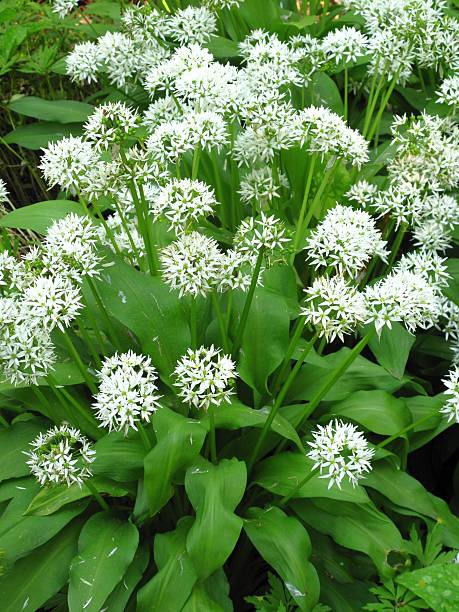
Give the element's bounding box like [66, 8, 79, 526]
[312, 72, 344, 115]
[397, 563, 459, 611]
[0, 200, 85, 234]
[68, 512, 139, 612]
[445, 259, 459, 306]
[9, 96, 94, 123]
[254, 452, 370, 503]
[0, 417, 48, 481]
[202, 401, 303, 450]
[396, 87, 428, 111]
[84, 0, 121, 19]
[365, 462, 459, 547]
[325, 390, 411, 435]
[207, 36, 240, 58]
[0, 516, 83, 612]
[137, 517, 198, 612]
[236, 286, 290, 394]
[293, 498, 404, 575]
[102, 543, 149, 612]
[93, 430, 145, 482]
[185, 458, 246, 579]
[182, 570, 232, 612]
[239, 0, 281, 28]
[3, 122, 83, 149]
[95, 259, 190, 377]
[244, 506, 320, 611]
[26, 477, 129, 516]
[318, 572, 375, 612]
[144, 408, 207, 516]
[368, 323, 415, 379]
[404, 394, 447, 450]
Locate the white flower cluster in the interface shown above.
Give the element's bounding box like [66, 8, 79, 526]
[0, 178, 9, 204]
[93, 351, 162, 433]
[84, 102, 140, 151]
[307, 419, 374, 489]
[234, 212, 291, 265]
[174, 345, 236, 410]
[25, 424, 96, 487]
[441, 366, 459, 423]
[52, 0, 79, 19]
[437, 74, 459, 107]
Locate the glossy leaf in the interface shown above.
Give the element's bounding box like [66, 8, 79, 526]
[185, 458, 246, 579]
[3, 122, 83, 149]
[397, 563, 459, 610]
[368, 322, 415, 379]
[0, 417, 48, 481]
[92, 430, 146, 482]
[102, 543, 150, 612]
[244, 506, 320, 611]
[9, 96, 93, 123]
[0, 200, 85, 234]
[68, 512, 139, 612]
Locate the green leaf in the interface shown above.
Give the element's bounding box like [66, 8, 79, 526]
[0, 417, 48, 481]
[95, 259, 190, 378]
[254, 452, 370, 504]
[325, 390, 412, 435]
[397, 563, 459, 611]
[368, 322, 415, 379]
[312, 72, 344, 116]
[26, 477, 129, 516]
[144, 408, 207, 516]
[445, 259, 459, 306]
[237, 286, 290, 394]
[93, 430, 145, 482]
[102, 543, 150, 612]
[9, 96, 94, 123]
[0, 516, 83, 612]
[84, 0, 121, 19]
[68, 512, 139, 612]
[244, 506, 320, 611]
[185, 458, 247, 579]
[3, 122, 83, 149]
[137, 517, 198, 612]
[293, 498, 404, 575]
[182, 572, 231, 612]
[202, 401, 303, 450]
[206, 36, 240, 58]
[239, 0, 281, 28]
[0, 200, 86, 234]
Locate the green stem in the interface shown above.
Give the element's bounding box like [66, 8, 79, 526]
[85, 480, 110, 511]
[362, 68, 385, 138]
[247, 335, 317, 474]
[209, 405, 217, 465]
[367, 74, 399, 142]
[191, 146, 201, 180]
[212, 292, 230, 353]
[112, 198, 143, 267]
[344, 66, 349, 122]
[47, 373, 101, 436]
[385, 222, 408, 272]
[270, 316, 308, 396]
[190, 298, 198, 349]
[86, 277, 122, 351]
[302, 158, 339, 232]
[376, 413, 435, 449]
[292, 154, 317, 255]
[77, 322, 102, 370]
[61, 332, 97, 395]
[232, 249, 265, 359]
[137, 422, 152, 451]
[277, 470, 315, 507]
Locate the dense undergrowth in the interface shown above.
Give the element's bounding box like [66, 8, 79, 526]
[1, 1, 459, 610]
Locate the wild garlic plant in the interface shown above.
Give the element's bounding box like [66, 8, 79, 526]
[1, 1, 459, 610]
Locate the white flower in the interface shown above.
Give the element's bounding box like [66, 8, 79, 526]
[437, 74, 459, 106]
[25, 424, 95, 487]
[346, 180, 378, 208]
[364, 269, 441, 334]
[39, 136, 99, 194]
[305, 204, 388, 277]
[84, 102, 139, 151]
[234, 212, 290, 264]
[43, 214, 102, 282]
[301, 276, 368, 342]
[23, 274, 82, 332]
[186, 110, 228, 152]
[216, 250, 253, 293]
[93, 351, 162, 433]
[441, 366, 459, 423]
[174, 345, 236, 410]
[293, 106, 369, 167]
[394, 250, 450, 289]
[412, 219, 453, 253]
[52, 0, 78, 19]
[66, 42, 103, 84]
[96, 32, 139, 88]
[142, 96, 182, 131]
[0, 178, 9, 203]
[100, 213, 144, 260]
[152, 179, 217, 234]
[146, 120, 196, 164]
[0, 251, 27, 296]
[307, 419, 374, 489]
[239, 167, 289, 206]
[321, 26, 369, 65]
[164, 6, 217, 45]
[160, 231, 223, 297]
[205, 0, 242, 8]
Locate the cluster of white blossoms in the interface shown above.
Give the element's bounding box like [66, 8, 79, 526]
[52, 0, 79, 19]
[174, 345, 236, 411]
[437, 74, 459, 107]
[234, 212, 291, 266]
[0, 178, 9, 204]
[307, 420, 375, 489]
[25, 424, 96, 487]
[84, 101, 140, 151]
[305, 205, 388, 278]
[441, 366, 459, 423]
[93, 352, 162, 433]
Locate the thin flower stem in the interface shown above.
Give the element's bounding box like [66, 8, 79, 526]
[112, 198, 143, 267]
[61, 331, 97, 395]
[294, 329, 375, 432]
[367, 73, 400, 142]
[232, 249, 265, 359]
[191, 146, 202, 180]
[344, 66, 349, 122]
[385, 222, 408, 272]
[292, 153, 317, 256]
[209, 405, 218, 465]
[302, 158, 339, 232]
[376, 413, 435, 449]
[277, 470, 315, 507]
[137, 422, 152, 451]
[190, 298, 198, 349]
[33, 386, 57, 422]
[138, 182, 160, 272]
[77, 322, 102, 370]
[85, 480, 110, 511]
[270, 316, 308, 396]
[362, 67, 385, 138]
[211, 291, 230, 353]
[247, 335, 317, 475]
[86, 277, 122, 351]
[81, 294, 106, 355]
